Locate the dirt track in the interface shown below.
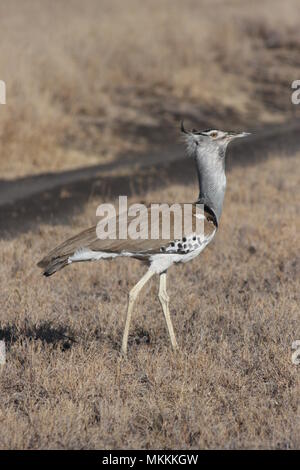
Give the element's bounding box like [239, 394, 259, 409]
[1, 121, 300, 237]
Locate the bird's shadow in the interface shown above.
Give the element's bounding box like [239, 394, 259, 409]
[0, 320, 76, 352]
[0, 320, 150, 353]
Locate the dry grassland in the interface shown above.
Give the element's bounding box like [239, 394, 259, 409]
[0, 0, 299, 451]
[0, 152, 299, 449]
[1, 0, 300, 177]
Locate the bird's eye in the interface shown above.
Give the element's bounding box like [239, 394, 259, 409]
[210, 131, 218, 138]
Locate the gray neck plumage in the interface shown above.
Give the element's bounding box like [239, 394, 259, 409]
[195, 147, 226, 226]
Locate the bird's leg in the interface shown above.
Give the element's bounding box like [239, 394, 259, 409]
[121, 269, 154, 356]
[158, 272, 178, 351]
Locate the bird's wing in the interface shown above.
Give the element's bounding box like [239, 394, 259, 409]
[38, 203, 217, 268]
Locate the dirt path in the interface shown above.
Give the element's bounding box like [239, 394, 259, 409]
[0, 120, 299, 237]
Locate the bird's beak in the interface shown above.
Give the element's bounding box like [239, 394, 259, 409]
[230, 131, 251, 139]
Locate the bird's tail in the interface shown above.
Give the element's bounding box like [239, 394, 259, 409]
[37, 255, 69, 277]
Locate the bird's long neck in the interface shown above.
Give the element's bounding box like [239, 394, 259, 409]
[195, 148, 226, 225]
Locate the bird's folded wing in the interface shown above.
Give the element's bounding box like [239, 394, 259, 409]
[38, 203, 216, 267]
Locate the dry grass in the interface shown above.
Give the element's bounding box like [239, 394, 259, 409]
[0, 152, 299, 449]
[1, 0, 300, 178]
[0, 0, 299, 450]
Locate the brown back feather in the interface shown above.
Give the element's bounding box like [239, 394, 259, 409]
[38, 203, 216, 275]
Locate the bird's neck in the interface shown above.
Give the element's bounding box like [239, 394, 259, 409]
[195, 150, 226, 225]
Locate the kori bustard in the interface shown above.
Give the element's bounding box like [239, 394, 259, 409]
[38, 123, 250, 354]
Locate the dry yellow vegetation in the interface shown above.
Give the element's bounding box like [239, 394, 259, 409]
[0, 0, 299, 450]
[1, 0, 300, 177]
[0, 152, 299, 449]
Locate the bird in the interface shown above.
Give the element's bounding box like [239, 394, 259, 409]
[38, 123, 250, 355]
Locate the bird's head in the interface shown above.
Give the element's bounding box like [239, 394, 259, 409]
[181, 121, 250, 160]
